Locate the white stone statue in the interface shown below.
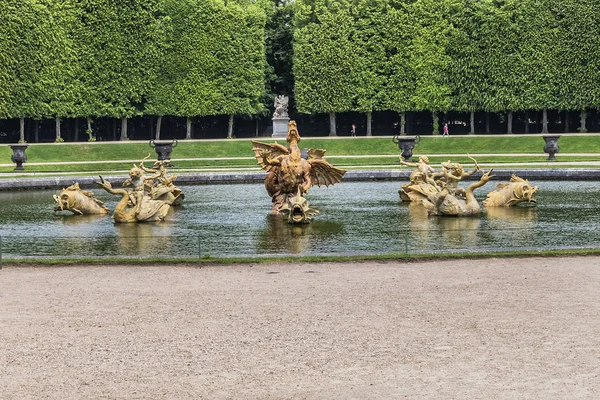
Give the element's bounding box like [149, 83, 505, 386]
[273, 95, 289, 118]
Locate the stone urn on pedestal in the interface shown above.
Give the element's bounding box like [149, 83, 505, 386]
[150, 139, 178, 163]
[10, 144, 29, 170]
[272, 95, 290, 138]
[542, 135, 560, 160]
[392, 135, 418, 161]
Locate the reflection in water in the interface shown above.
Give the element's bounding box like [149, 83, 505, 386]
[2, 181, 600, 258]
[485, 205, 537, 223]
[407, 202, 480, 249]
[56, 214, 108, 225]
[256, 214, 345, 254]
[406, 203, 431, 247]
[114, 222, 174, 257]
[436, 216, 481, 247]
[258, 214, 312, 254]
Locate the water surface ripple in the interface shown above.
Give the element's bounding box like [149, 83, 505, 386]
[0, 181, 598, 259]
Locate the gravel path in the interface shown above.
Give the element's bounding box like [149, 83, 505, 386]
[1, 257, 599, 399]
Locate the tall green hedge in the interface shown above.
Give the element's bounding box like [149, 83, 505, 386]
[2, 0, 600, 133]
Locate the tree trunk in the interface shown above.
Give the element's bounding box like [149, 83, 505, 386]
[525, 111, 529, 134]
[542, 109, 549, 133]
[329, 112, 337, 136]
[400, 112, 406, 135]
[86, 118, 93, 140]
[19, 117, 25, 143]
[186, 117, 192, 139]
[507, 111, 513, 134]
[56, 117, 62, 141]
[485, 112, 490, 134]
[470, 111, 475, 134]
[564, 110, 570, 133]
[227, 114, 234, 138]
[366, 111, 372, 136]
[155, 116, 162, 140]
[120, 117, 128, 140]
[255, 118, 259, 137]
[432, 111, 439, 135]
[34, 120, 39, 143]
[74, 118, 79, 142]
[580, 109, 587, 132]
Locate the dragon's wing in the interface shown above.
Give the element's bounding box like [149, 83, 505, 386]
[251, 140, 289, 171]
[307, 148, 327, 160]
[308, 158, 346, 187]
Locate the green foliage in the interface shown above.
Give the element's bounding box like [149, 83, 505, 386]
[263, 0, 296, 112]
[352, 0, 389, 113]
[148, 0, 266, 119]
[406, 0, 456, 112]
[2, 0, 600, 125]
[76, 0, 165, 119]
[216, 0, 267, 116]
[294, 0, 356, 114]
[5, 0, 80, 120]
[551, 0, 600, 111]
[0, 2, 18, 119]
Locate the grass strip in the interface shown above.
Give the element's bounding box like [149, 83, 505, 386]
[3, 247, 600, 267]
[3, 135, 600, 164]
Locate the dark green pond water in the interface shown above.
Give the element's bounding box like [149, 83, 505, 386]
[0, 181, 599, 260]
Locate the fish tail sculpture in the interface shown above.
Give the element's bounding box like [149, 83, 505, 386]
[53, 182, 109, 216]
[483, 174, 538, 207]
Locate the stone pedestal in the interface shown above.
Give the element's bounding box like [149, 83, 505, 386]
[272, 117, 290, 138]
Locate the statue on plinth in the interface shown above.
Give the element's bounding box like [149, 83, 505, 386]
[272, 95, 290, 138]
[273, 95, 289, 118]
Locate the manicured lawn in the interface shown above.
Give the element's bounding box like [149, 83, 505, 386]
[2, 135, 600, 173]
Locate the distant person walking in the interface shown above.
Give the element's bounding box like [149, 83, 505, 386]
[351, 124, 356, 137]
[443, 123, 449, 136]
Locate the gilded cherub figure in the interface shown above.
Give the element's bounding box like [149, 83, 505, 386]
[399, 155, 440, 202]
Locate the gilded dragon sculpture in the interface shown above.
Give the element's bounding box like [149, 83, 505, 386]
[252, 120, 346, 223]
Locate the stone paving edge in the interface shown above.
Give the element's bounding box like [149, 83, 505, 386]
[1, 168, 600, 191]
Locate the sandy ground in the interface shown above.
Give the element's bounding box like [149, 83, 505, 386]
[1, 257, 599, 399]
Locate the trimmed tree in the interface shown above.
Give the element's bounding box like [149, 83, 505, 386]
[294, 0, 356, 136]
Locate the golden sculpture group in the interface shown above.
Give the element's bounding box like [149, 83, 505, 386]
[54, 155, 184, 223]
[399, 155, 538, 216]
[53, 120, 537, 225]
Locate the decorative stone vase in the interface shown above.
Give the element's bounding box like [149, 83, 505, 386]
[272, 117, 290, 138]
[10, 144, 29, 170]
[392, 135, 417, 161]
[150, 139, 178, 163]
[542, 135, 560, 161]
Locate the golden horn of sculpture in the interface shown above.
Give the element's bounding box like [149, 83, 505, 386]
[467, 154, 480, 171]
